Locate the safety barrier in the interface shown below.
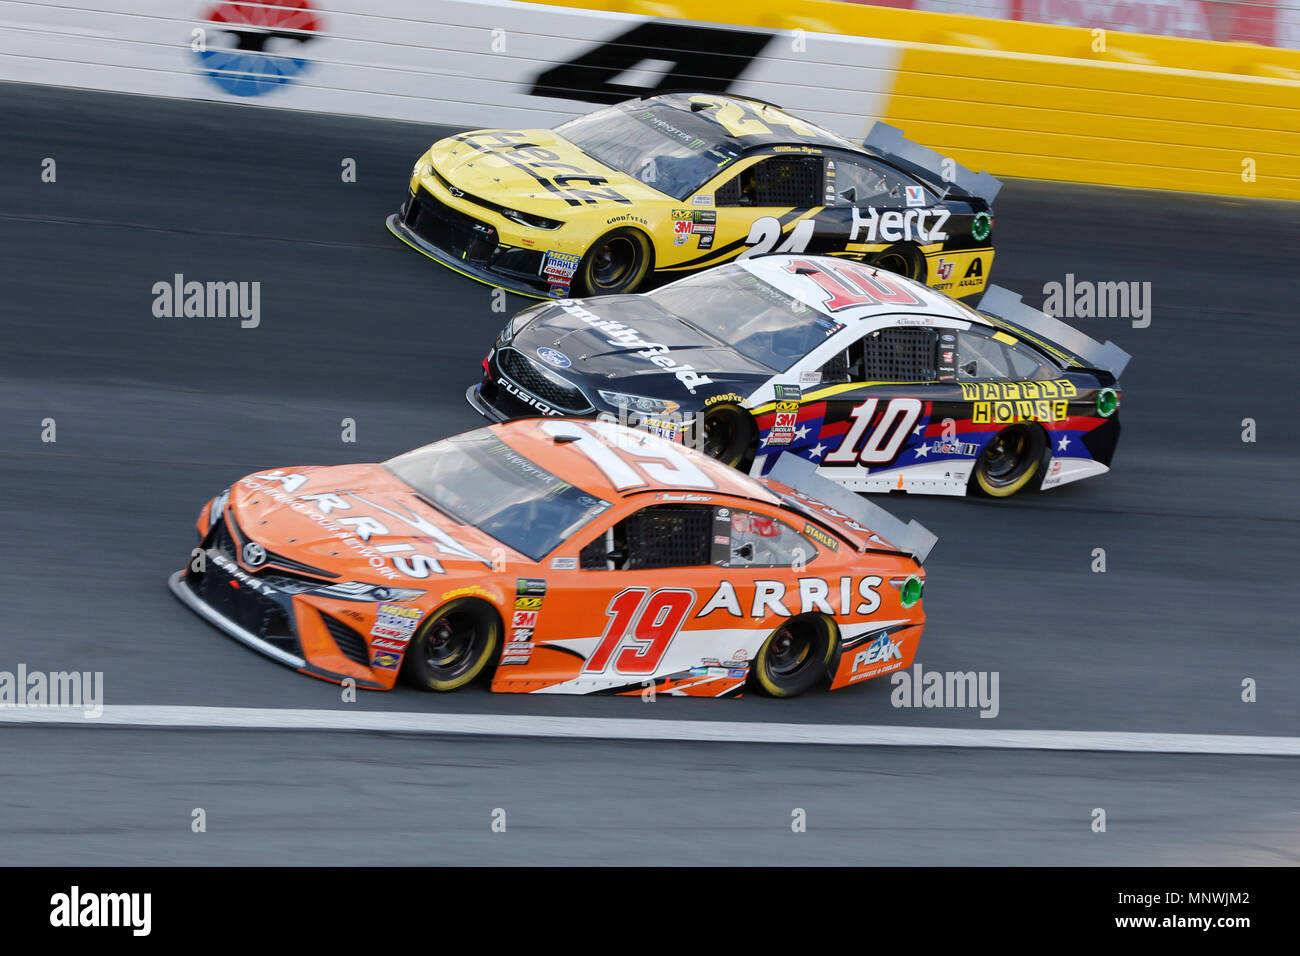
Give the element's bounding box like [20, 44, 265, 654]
[1, 0, 1295, 198]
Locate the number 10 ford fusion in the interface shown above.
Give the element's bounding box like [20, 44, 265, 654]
[468, 255, 1129, 498]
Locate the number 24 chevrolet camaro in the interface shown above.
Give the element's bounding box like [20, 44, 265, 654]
[169, 420, 935, 699]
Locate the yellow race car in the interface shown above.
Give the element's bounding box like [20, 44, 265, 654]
[387, 93, 999, 300]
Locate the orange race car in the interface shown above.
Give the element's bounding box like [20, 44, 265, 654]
[169, 420, 935, 698]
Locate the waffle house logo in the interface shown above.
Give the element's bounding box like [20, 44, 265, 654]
[961, 378, 1077, 425]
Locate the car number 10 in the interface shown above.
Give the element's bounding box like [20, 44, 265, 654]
[823, 397, 924, 465]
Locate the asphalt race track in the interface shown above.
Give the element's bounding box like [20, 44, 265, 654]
[2, 83, 1298, 864]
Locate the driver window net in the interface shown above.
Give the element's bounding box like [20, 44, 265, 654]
[625, 505, 713, 570]
[755, 156, 821, 207]
[860, 328, 936, 381]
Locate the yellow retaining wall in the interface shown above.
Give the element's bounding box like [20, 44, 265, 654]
[526, 0, 1300, 200]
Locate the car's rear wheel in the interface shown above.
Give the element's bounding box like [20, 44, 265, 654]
[574, 228, 653, 296]
[970, 424, 1047, 498]
[700, 403, 757, 471]
[401, 598, 501, 692]
[750, 615, 836, 698]
[870, 244, 925, 283]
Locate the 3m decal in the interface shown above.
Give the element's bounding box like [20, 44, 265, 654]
[768, 400, 799, 447]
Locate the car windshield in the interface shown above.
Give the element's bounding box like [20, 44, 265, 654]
[556, 103, 741, 200]
[384, 430, 611, 561]
[647, 264, 843, 371]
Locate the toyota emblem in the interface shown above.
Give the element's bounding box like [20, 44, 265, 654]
[242, 541, 267, 567]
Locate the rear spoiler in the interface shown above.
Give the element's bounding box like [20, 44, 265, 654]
[767, 454, 937, 565]
[862, 122, 1001, 205]
[978, 285, 1132, 378]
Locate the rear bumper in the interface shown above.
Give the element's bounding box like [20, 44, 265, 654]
[1081, 413, 1121, 466]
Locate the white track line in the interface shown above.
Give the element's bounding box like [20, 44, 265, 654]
[0, 705, 1297, 755]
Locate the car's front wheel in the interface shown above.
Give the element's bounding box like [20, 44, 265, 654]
[700, 403, 757, 471]
[401, 598, 501, 692]
[574, 228, 653, 296]
[750, 615, 836, 698]
[970, 424, 1046, 498]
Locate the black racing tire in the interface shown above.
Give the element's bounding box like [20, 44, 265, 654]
[700, 403, 757, 472]
[870, 244, 925, 283]
[400, 598, 502, 692]
[970, 424, 1048, 498]
[750, 615, 836, 698]
[574, 228, 654, 296]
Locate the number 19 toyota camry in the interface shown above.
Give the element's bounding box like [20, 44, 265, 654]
[169, 420, 935, 699]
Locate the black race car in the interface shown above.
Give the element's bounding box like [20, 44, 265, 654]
[467, 254, 1129, 499]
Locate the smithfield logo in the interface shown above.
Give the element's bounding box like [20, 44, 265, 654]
[537, 347, 571, 368]
[193, 0, 323, 98]
[242, 541, 267, 567]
